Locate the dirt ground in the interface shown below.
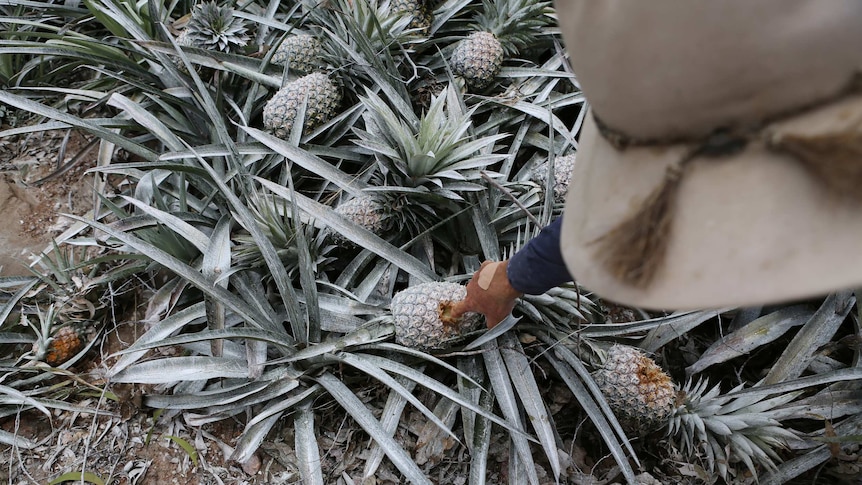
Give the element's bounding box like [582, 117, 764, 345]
[0, 308, 295, 485]
[0, 129, 100, 277]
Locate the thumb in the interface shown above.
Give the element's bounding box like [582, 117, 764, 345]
[446, 262, 495, 320]
[446, 298, 469, 320]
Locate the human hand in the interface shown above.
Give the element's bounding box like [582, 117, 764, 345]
[448, 260, 523, 329]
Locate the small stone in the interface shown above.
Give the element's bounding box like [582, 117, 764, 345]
[240, 453, 261, 475]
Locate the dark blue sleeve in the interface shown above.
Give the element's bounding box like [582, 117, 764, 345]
[506, 217, 573, 295]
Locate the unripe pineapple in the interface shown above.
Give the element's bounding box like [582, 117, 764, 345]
[181, 1, 250, 53]
[271, 34, 324, 74]
[263, 72, 341, 138]
[593, 344, 677, 435]
[530, 154, 576, 203]
[32, 324, 88, 366]
[391, 282, 483, 350]
[450, 32, 504, 90]
[449, 0, 551, 90]
[391, 0, 433, 35]
[333, 195, 390, 240]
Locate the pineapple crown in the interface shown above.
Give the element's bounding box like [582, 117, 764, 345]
[233, 192, 332, 272]
[310, 0, 416, 71]
[669, 378, 803, 481]
[471, 0, 552, 55]
[185, 1, 250, 53]
[346, 86, 509, 240]
[353, 84, 507, 196]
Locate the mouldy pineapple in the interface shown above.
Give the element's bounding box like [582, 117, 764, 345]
[32, 324, 88, 367]
[271, 34, 324, 74]
[450, 0, 551, 90]
[530, 153, 576, 203]
[593, 344, 677, 434]
[391, 0, 433, 35]
[391, 282, 483, 350]
[262, 72, 341, 138]
[178, 1, 250, 53]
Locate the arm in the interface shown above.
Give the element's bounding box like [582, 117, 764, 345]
[507, 217, 573, 295]
[450, 217, 573, 327]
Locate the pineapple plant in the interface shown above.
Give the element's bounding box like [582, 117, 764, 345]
[262, 72, 342, 138]
[232, 193, 333, 272]
[390, 281, 483, 350]
[309, 0, 421, 72]
[349, 84, 507, 241]
[594, 344, 802, 480]
[530, 153, 576, 203]
[176, 1, 250, 54]
[271, 34, 324, 74]
[449, 0, 551, 90]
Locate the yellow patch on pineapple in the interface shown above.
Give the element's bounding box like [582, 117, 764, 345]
[635, 353, 674, 404]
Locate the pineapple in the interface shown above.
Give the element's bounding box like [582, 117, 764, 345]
[391, 0, 433, 35]
[262, 72, 342, 139]
[32, 323, 88, 367]
[178, 1, 250, 54]
[390, 282, 483, 350]
[449, 0, 551, 90]
[594, 344, 801, 480]
[332, 195, 391, 242]
[271, 34, 324, 74]
[593, 344, 677, 434]
[451, 32, 503, 91]
[530, 153, 576, 203]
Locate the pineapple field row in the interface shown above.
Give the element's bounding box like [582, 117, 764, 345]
[0, 1, 860, 484]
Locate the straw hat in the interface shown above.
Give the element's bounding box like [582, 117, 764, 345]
[556, 1, 862, 310]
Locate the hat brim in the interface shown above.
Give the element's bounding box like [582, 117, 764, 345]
[561, 97, 862, 310]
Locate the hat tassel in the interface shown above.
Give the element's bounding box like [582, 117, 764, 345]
[769, 131, 862, 200]
[593, 162, 685, 288]
[593, 130, 862, 289]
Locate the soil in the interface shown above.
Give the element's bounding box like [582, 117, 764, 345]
[0, 129, 101, 276]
